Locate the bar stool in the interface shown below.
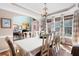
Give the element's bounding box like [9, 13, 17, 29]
[23, 32, 27, 38]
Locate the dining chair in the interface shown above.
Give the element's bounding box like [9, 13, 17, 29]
[5, 37, 16, 56]
[52, 33, 61, 55]
[41, 34, 50, 56]
[5, 37, 30, 56]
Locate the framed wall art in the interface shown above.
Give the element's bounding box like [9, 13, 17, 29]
[1, 18, 11, 28]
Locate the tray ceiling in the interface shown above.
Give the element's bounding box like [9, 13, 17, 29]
[0, 3, 75, 20]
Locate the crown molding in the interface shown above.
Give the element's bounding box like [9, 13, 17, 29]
[47, 4, 75, 16]
[11, 3, 40, 16]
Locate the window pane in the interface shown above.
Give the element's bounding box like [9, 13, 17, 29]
[64, 19, 72, 27]
[64, 19, 72, 36]
[55, 21, 61, 32]
[64, 27, 72, 36]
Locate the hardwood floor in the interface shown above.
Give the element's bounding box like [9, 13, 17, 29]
[0, 50, 11, 56]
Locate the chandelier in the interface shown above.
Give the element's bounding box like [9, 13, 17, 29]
[41, 3, 48, 33]
[41, 3, 48, 17]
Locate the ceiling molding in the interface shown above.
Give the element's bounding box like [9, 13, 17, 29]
[11, 3, 75, 17]
[11, 3, 40, 16]
[0, 3, 41, 20]
[47, 4, 75, 16]
[0, 3, 75, 20]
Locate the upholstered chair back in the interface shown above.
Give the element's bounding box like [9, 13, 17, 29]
[5, 37, 16, 56]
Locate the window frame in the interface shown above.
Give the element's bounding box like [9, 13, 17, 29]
[64, 14, 73, 37]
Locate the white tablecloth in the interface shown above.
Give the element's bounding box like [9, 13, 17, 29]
[14, 37, 42, 55]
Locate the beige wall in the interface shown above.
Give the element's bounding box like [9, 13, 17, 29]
[0, 9, 19, 49]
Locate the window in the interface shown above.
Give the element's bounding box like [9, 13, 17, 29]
[64, 15, 73, 36]
[55, 17, 61, 32]
[55, 22, 61, 32]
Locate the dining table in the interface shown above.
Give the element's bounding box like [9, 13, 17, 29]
[14, 37, 43, 56]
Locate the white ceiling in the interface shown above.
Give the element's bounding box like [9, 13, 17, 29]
[0, 3, 75, 20]
[16, 3, 74, 14]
